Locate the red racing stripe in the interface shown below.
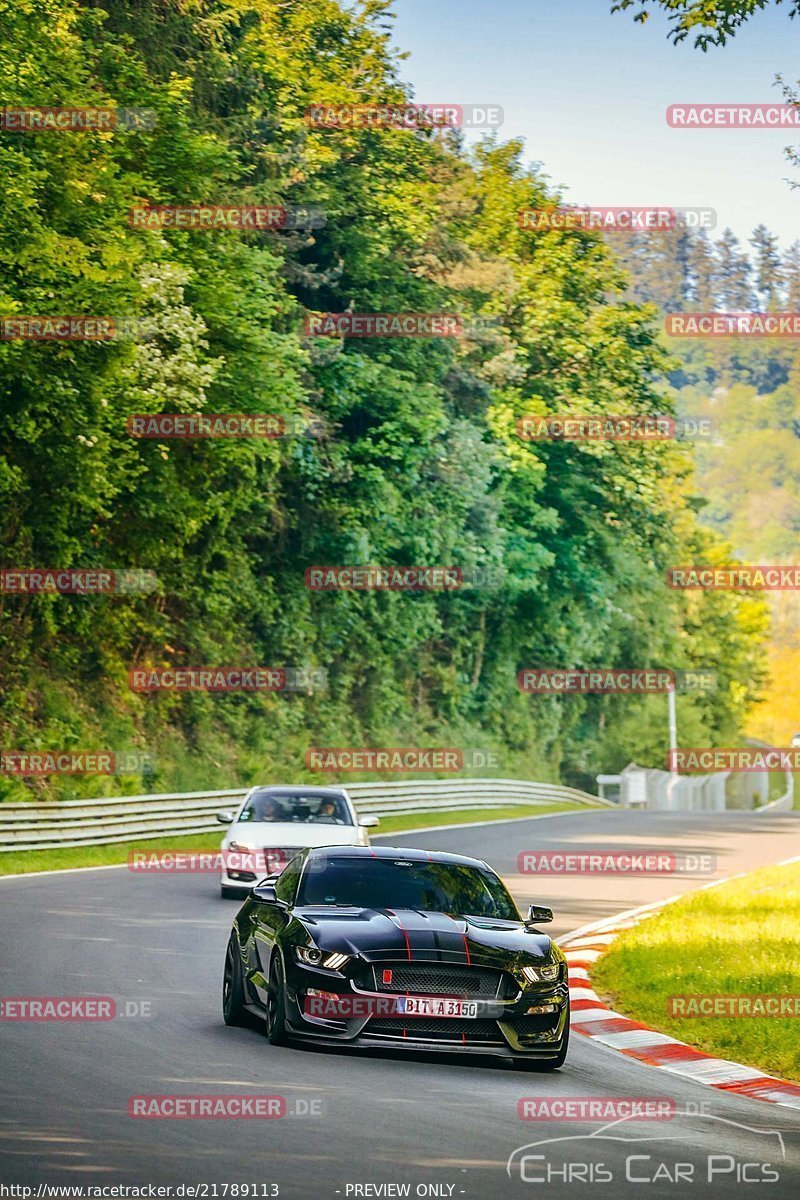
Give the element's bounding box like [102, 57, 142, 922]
[386, 908, 413, 960]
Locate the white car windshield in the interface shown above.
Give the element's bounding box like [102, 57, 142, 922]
[238, 789, 353, 826]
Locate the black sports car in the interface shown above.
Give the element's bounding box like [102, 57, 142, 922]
[222, 845, 570, 1068]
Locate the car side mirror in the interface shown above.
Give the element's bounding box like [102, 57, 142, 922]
[525, 904, 554, 925]
[358, 815, 380, 828]
[216, 810, 236, 824]
[251, 883, 278, 903]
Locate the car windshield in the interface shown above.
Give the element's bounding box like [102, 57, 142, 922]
[298, 857, 520, 920]
[238, 790, 353, 826]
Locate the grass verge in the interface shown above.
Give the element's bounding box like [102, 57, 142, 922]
[0, 831, 224, 877]
[592, 859, 800, 1084]
[375, 801, 590, 834]
[0, 801, 595, 876]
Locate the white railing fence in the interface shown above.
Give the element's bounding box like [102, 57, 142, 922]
[606, 762, 794, 813]
[0, 778, 609, 853]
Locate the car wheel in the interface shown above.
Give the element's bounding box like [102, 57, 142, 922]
[266, 954, 289, 1046]
[222, 935, 248, 1027]
[220, 885, 241, 900]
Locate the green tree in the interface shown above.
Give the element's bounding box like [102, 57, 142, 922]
[0, 0, 770, 799]
[715, 228, 754, 309]
[750, 224, 783, 307]
[612, 0, 800, 49]
[688, 227, 717, 308]
[782, 241, 800, 307]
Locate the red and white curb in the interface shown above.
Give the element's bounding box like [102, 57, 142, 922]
[560, 876, 800, 1112]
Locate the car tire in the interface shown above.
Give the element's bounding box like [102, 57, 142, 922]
[222, 935, 248, 1027]
[266, 954, 289, 1046]
[220, 885, 242, 900]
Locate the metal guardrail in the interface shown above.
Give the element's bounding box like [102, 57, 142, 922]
[610, 759, 796, 813]
[756, 771, 795, 813]
[0, 778, 608, 852]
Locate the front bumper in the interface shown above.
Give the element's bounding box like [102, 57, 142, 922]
[282, 958, 570, 1058]
[221, 867, 257, 890]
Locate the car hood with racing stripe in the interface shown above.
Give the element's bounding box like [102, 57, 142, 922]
[291, 906, 556, 964]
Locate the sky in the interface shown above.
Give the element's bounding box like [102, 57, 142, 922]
[388, 0, 800, 249]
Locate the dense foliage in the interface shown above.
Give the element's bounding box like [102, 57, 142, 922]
[614, 220, 800, 393]
[612, 0, 799, 49]
[609, 218, 800, 740]
[0, 0, 768, 799]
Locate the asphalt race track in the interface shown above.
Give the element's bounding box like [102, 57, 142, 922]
[1, 808, 800, 1199]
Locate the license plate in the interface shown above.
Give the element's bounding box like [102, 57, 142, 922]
[395, 995, 478, 1019]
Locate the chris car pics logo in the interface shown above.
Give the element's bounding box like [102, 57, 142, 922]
[507, 1113, 785, 1185]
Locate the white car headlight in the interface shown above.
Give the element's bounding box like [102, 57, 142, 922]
[522, 962, 561, 984]
[294, 947, 351, 971]
[295, 946, 324, 966]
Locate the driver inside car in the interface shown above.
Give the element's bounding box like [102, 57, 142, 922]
[253, 796, 283, 822]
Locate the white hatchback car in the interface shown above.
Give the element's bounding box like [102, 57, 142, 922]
[216, 785, 379, 898]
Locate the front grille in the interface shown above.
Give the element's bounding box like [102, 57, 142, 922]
[374, 964, 501, 998]
[368, 1017, 504, 1043]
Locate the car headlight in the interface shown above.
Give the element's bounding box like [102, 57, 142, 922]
[522, 962, 561, 984]
[295, 946, 324, 966]
[322, 952, 350, 971]
[294, 947, 351, 970]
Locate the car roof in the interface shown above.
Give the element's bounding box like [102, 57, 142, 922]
[304, 844, 490, 869]
[246, 785, 347, 797]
